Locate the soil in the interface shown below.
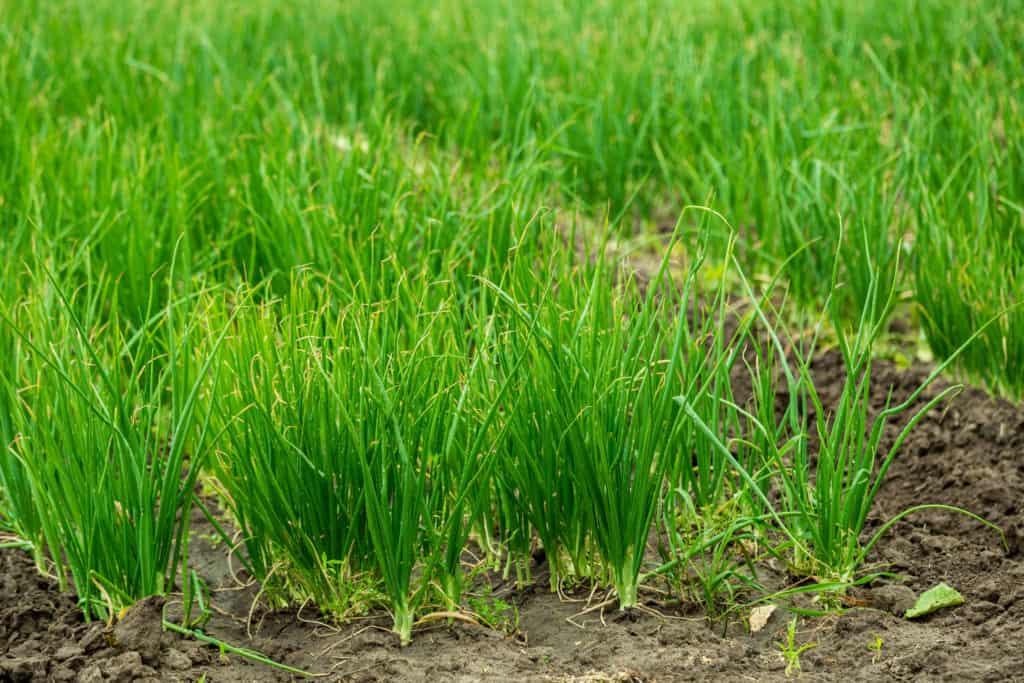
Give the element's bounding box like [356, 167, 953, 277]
[2, 351, 1023, 682]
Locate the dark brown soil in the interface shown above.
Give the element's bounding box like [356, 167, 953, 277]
[3, 351, 1023, 682]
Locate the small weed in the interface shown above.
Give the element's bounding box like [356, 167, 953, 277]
[776, 617, 817, 677]
[468, 589, 519, 634]
[868, 634, 884, 663]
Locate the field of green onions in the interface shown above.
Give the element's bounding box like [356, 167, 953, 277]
[1, 0, 1022, 678]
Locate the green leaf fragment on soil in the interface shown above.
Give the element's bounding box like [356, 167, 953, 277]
[904, 583, 964, 619]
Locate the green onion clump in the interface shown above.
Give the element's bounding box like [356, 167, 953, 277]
[1, 268, 227, 619]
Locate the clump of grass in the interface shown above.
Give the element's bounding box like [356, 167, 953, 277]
[212, 272, 508, 644]
[684, 248, 1005, 586]
[481, 221, 757, 609]
[0, 266, 228, 619]
[782, 259, 1004, 582]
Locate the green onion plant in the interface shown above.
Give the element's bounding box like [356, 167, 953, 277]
[1, 265, 229, 619]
